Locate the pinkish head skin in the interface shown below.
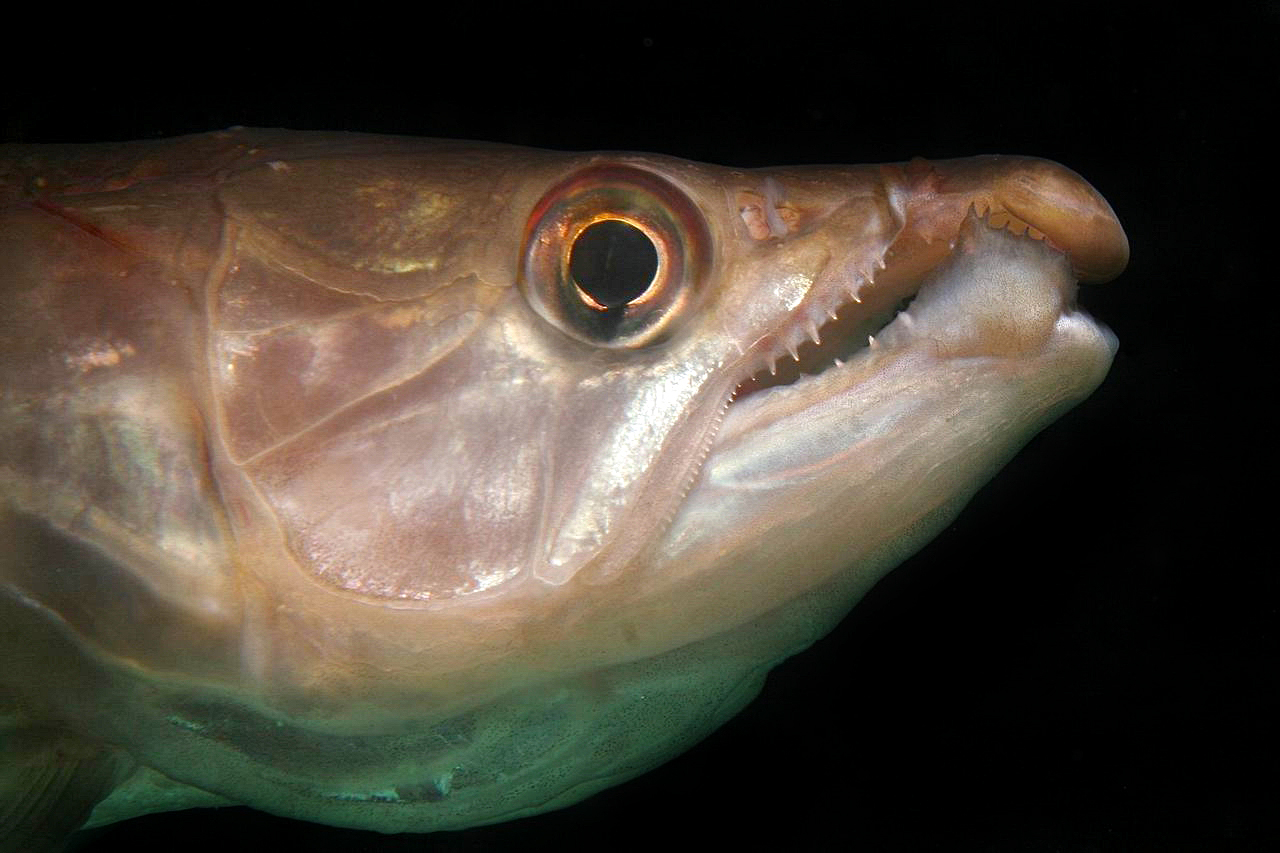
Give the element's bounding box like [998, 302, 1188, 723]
[0, 130, 1126, 844]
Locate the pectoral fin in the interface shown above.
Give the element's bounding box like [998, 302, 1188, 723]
[0, 726, 132, 853]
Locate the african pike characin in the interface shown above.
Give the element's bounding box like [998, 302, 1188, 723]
[0, 130, 1126, 849]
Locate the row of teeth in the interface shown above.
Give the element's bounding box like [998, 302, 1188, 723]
[742, 257, 887, 382]
[972, 202, 1049, 243]
[738, 206, 1055, 385]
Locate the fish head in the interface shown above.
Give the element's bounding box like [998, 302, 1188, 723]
[210, 142, 1126, 686]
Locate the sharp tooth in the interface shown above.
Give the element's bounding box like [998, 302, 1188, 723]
[868, 334, 878, 349]
[827, 307, 839, 321]
[899, 312, 914, 328]
[786, 341, 799, 361]
[807, 322, 821, 345]
[834, 357, 845, 368]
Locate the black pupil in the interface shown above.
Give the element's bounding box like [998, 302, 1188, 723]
[569, 220, 658, 308]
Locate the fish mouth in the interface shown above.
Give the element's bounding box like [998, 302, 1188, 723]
[703, 206, 1121, 496]
[727, 208, 1109, 411]
[722, 152, 1131, 416]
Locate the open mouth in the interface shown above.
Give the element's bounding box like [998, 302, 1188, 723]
[727, 210, 1093, 408]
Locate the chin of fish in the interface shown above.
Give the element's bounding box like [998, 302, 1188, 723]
[0, 130, 1127, 847]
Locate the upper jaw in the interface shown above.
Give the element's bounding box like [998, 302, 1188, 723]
[880, 155, 1129, 282]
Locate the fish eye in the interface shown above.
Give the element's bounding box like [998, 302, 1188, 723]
[519, 164, 710, 348]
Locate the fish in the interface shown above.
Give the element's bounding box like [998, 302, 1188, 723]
[0, 128, 1127, 849]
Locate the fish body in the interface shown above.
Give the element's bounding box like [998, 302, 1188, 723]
[0, 129, 1127, 846]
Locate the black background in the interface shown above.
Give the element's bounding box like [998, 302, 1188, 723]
[6, 6, 1274, 851]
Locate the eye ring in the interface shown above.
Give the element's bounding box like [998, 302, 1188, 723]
[519, 164, 710, 348]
